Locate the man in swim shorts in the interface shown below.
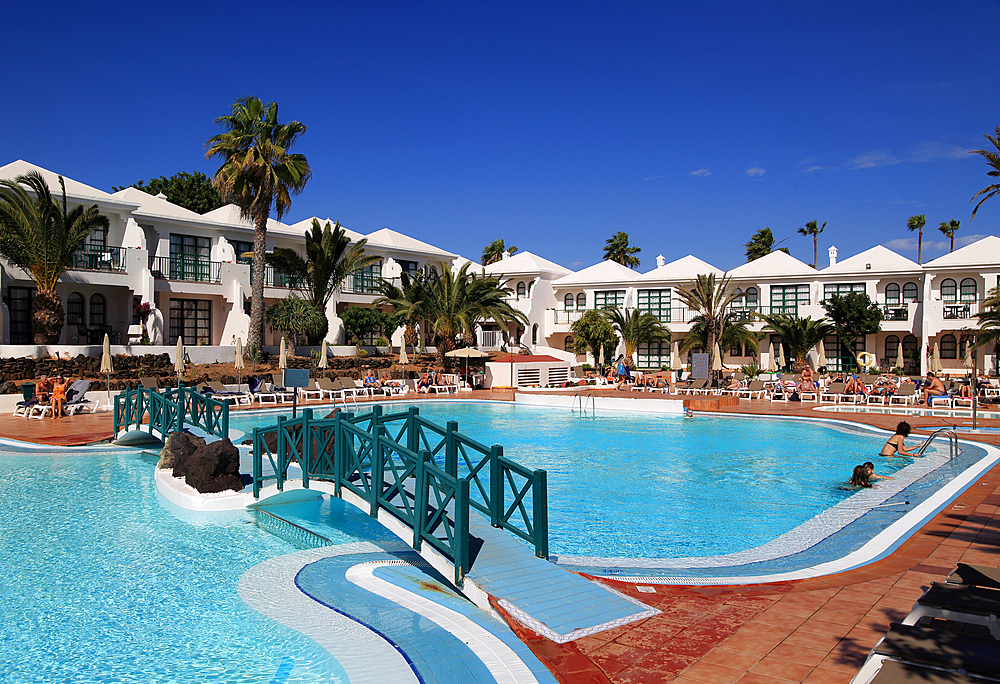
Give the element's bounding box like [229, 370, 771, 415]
[920, 372, 947, 406]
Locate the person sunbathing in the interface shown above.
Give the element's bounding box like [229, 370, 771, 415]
[417, 374, 431, 392]
[35, 375, 53, 402]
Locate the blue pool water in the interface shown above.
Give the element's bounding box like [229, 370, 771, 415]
[231, 402, 942, 560]
[0, 446, 347, 683]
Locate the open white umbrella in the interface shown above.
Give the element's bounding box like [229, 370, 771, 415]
[446, 347, 490, 383]
[279, 337, 288, 371]
[101, 334, 113, 409]
[777, 344, 786, 371]
[767, 343, 778, 373]
[712, 342, 724, 371]
[235, 338, 245, 389]
[174, 337, 185, 387]
[319, 339, 329, 378]
[817, 339, 827, 369]
[897, 341, 905, 372]
[931, 342, 942, 374]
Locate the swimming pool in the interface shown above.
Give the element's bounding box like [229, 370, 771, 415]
[0, 444, 346, 683]
[231, 401, 989, 571]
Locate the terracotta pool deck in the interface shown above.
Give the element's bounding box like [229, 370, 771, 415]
[5, 390, 999, 684]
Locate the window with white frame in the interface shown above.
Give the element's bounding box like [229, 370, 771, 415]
[770, 284, 809, 314]
[824, 283, 865, 300]
[594, 290, 625, 309]
[637, 341, 671, 370]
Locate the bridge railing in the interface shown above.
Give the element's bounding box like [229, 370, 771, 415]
[250, 404, 547, 584]
[114, 386, 229, 441]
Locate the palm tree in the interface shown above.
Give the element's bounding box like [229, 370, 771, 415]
[206, 96, 311, 350]
[265, 219, 380, 343]
[759, 314, 834, 372]
[264, 295, 326, 355]
[938, 219, 960, 252]
[481, 239, 517, 266]
[602, 231, 641, 268]
[603, 308, 670, 360]
[970, 125, 1000, 221]
[420, 262, 528, 362]
[907, 215, 926, 264]
[373, 270, 427, 355]
[674, 273, 741, 370]
[676, 314, 759, 362]
[744, 227, 789, 262]
[0, 172, 109, 343]
[797, 220, 826, 269]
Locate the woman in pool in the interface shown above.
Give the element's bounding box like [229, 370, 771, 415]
[849, 464, 872, 487]
[880, 421, 923, 457]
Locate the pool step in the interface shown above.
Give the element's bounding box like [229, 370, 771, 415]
[251, 508, 332, 549]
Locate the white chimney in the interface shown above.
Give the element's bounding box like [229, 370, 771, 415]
[155, 192, 168, 200]
[656, 254, 665, 268]
[828, 245, 838, 267]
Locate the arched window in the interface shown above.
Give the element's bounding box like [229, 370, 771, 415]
[564, 335, 575, 352]
[959, 337, 974, 362]
[516, 281, 526, 298]
[564, 293, 574, 310]
[902, 335, 918, 371]
[940, 334, 957, 359]
[745, 287, 758, 307]
[531, 324, 538, 345]
[576, 293, 587, 309]
[902, 282, 918, 303]
[527, 281, 533, 298]
[885, 283, 900, 304]
[67, 292, 85, 325]
[941, 278, 957, 302]
[731, 288, 744, 307]
[960, 278, 978, 302]
[885, 335, 900, 364]
[89, 294, 106, 326]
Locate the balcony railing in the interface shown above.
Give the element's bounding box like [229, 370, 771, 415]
[149, 256, 222, 283]
[553, 309, 588, 324]
[340, 271, 382, 295]
[68, 245, 127, 272]
[881, 304, 910, 321]
[942, 300, 983, 319]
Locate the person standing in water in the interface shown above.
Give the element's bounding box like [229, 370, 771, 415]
[880, 421, 924, 457]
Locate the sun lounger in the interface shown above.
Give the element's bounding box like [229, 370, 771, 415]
[139, 377, 159, 392]
[952, 396, 975, 409]
[13, 398, 38, 416]
[866, 392, 887, 405]
[64, 379, 98, 414]
[901, 582, 1000, 639]
[889, 384, 918, 406]
[864, 659, 988, 684]
[820, 382, 846, 404]
[315, 377, 342, 400]
[736, 380, 767, 399]
[336, 377, 367, 399]
[296, 380, 324, 401]
[947, 563, 1000, 590]
[677, 379, 707, 395]
[929, 395, 954, 408]
[430, 378, 459, 394]
[851, 623, 1000, 684]
[203, 380, 251, 406]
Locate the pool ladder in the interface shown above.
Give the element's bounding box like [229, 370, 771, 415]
[916, 428, 959, 460]
[571, 392, 595, 414]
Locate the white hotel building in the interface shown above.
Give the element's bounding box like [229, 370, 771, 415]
[1, 159, 998, 376]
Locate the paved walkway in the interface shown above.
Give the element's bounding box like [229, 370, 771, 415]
[5, 391, 999, 684]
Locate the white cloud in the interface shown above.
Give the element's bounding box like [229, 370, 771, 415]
[956, 233, 988, 248]
[883, 238, 919, 251]
[689, 168, 712, 177]
[643, 174, 669, 181]
[745, 167, 765, 177]
[800, 165, 825, 174]
[910, 141, 972, 163]
[849, 152, 903, 169]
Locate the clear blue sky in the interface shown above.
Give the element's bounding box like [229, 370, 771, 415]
[3, 1, 998, 270]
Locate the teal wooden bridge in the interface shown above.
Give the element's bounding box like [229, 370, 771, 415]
[251, 404, 549, 585]
[113, 386, 230, 442]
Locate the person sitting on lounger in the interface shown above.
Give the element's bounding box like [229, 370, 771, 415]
[50, 375, 68, 419]
[363, 370, 379, 388]
[844, 375, 866, 395]
[35, 375, 53, 402]
[920, 372, 947, 405]
[958, 382, 973, 398]
[800, 367, 814, 384]
[880, 421, 923, 457]
[417, 374, 431, 393]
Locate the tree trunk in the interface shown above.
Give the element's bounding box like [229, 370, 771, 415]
[248, 214, 268, 351]
[437, 335, 456, 365]
[32, 289, 64, 344]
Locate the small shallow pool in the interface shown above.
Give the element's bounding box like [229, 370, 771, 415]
[231, 401, 988, 569]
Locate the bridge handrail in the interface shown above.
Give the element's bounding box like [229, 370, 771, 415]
[250, 405, 547, 583]
[114, 386, 229, 442]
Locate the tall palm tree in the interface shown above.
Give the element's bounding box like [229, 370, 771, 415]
[481, 239, 517, 266]
[265, 219, 380, 343]
[797, 220, 826, 269]
[603, 308, 671, 360]
[602, 231, 641, 268]
[970, 125, 1000, 221]
[0, 171, 109, 343]
[373, 270, 427, 355]
[938, 219, 960, 253]
[206, 96, 311, 350]
[906, 215, 926, 264]
[759, 314, 835, 372]
[420, 262, 528, 362]
[676, 314, 759, 360]
[674, 273, 741, 370]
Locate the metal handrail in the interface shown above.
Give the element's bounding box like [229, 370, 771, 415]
[571, 391, 595, 413]
[915, 428, 959, 460]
